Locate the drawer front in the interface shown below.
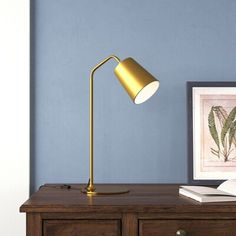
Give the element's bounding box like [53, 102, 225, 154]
[139, 220, 236, 236]
[44, 219, 121, 236]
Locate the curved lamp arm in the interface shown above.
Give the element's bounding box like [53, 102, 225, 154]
[87, 55, 120, 193]
[84, 55, 159, 195]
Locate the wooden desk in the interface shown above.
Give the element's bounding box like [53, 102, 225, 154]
[20, 184, 236, 236]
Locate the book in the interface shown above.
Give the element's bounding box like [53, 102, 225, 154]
[179, 179, 236, 203]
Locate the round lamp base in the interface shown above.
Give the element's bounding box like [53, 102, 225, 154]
[81, 185, 129, 195]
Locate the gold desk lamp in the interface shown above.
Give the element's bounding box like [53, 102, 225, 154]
[82, 55, 160, 195]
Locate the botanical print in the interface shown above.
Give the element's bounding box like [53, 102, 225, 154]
[208, 106, 236, 162]
[201, 95, 236, 173]
[190, 84, 236, 183]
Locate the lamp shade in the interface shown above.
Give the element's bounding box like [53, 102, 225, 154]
[114, 58, 159, 104]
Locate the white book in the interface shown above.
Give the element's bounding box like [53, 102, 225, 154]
[179, 179, 236, 203]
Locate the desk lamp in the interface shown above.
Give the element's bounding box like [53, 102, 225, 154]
[82, 55, 159, 195]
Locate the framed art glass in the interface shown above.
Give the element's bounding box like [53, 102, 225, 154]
[188, 82, 236, 184]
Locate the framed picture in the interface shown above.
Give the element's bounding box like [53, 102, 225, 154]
[187, 82, 236, 185]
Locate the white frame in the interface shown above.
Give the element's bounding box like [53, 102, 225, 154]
[193, 87, 236, 180]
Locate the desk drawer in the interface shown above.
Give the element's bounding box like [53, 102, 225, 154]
[139, 219, 236, 236]
[44, 219, 120, 236]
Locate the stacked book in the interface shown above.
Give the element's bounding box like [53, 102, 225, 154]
[179, 179, 236, 203]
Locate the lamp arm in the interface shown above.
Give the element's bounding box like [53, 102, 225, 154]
[90, 55, 120, 77]
[87, 55, 120, 193]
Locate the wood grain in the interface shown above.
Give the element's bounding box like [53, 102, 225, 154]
[122, 213, 137, 236]
[139, 219, 236, 236]
[44, 220, 120, 236]
[26, 213, 42, 236]
[20, 184, 236, 213]
[20, 184, 236, 236]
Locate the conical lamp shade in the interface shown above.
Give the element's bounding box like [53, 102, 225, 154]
[114, 58, 159, 104]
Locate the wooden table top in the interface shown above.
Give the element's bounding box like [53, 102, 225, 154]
[20, 184, 236, 213]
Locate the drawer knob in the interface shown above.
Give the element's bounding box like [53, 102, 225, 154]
[176, 229, 186, 236]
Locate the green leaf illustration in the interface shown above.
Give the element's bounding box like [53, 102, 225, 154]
[229, 120, 236, 149]
[221, 106, 236, 147]
[208, 107, 220, 150]
[212, 106, 228, 127]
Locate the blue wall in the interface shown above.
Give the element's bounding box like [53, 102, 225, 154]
[31, 0, 236, 191]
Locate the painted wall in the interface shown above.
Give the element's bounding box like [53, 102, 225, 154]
[32, 0, 236, 191]
[0, 0, 29, 235]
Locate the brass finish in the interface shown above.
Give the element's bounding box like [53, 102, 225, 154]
[82, 185, 129, 195]
[87, 55, 120, 194]
[84, 55, 159, 195]
[176, 229, 187, 236]
[114, 58, 159, 104]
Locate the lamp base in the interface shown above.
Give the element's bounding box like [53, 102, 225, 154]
[81, 185, 129, 195]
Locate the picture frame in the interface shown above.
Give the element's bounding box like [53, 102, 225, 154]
[187, 82, 236, 185]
